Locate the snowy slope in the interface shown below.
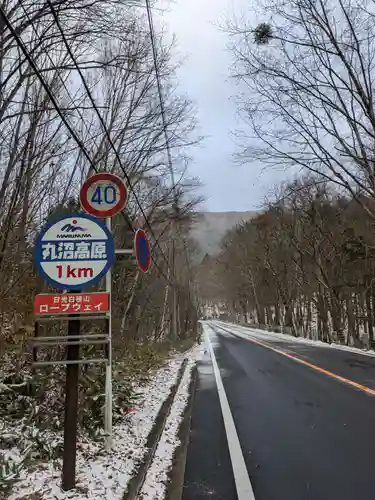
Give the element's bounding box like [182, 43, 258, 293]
[7, 346, 204, 500]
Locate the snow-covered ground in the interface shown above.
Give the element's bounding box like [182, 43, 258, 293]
[212, 320, 375, 358]
[139, 354, 199, 500]
[7, 345, 204, 500]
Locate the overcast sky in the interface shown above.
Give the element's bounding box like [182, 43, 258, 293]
[159, 0, 286, 212]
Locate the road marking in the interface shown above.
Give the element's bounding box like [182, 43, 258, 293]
[213, 323, 375, 397]
[205, 328, 256, 500]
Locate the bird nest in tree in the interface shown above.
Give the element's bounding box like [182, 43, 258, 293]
[254, 23, 273, 44]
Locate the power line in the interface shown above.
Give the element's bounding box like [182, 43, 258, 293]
[142, 5, 198, 323]
[4, 3, 197, 316]
[45, 0, 179, 281]
[0, 4, 175, 286]
[145, 0, 177, 201]
[0, 5, 96, 171]
[145, 0, 196, 337]
[17, 2, 102, 204]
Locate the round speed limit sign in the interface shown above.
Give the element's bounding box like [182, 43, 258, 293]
[80, 172, 127, 218]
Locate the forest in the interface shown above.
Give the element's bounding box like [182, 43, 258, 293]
[0, 0, 199, 489]
[202, 0, 375, 349]
[202, 178, 375, 348]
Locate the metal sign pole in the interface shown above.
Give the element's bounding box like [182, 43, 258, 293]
[31, 177, 127, 488]
[104, 216, 113, 449]
[32, 321, 39, 369]
[62, 303, 81, 491]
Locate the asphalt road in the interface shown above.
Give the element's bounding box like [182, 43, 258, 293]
[182, 321, 375, 500]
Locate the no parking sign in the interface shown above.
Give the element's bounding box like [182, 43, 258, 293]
[134, 229, 151, 273]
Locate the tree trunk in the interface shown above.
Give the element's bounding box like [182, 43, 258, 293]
[317, 289, 329, 343]
[365, 276, 374, 345]
[284, 304, 293, 328]
[274, 300, 281, 326]
[348, 293, 361, 347]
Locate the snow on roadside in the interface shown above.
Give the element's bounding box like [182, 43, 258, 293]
[138, 345, 205, 500]
[213, 320, 375, 358]
[7, 349, 199, 500]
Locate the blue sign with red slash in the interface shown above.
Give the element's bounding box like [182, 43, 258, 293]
[134, 229, 151, 273]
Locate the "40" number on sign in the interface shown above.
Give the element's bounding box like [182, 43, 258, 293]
[90, 185, 117, 205]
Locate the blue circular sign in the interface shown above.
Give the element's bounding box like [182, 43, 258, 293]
[135, 229, 151, 273]
[34, 213, 115, 290]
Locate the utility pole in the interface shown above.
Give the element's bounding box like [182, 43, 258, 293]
[171, 227, 177, 339]
[104, 217, 112, 450]
[62, 308, 81, 491]
[145, 0, 179, 341]
[160, 240, 171, 340]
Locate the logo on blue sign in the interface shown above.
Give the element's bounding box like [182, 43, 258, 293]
[61, 223, 87, 233]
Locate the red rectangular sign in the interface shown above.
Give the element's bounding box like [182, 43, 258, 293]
[34, 292, 110, 315]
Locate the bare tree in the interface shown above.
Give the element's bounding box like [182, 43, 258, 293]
[206, 175, 375, 347]
[226, 0, 375, 217]
[0, 0, 200, 351]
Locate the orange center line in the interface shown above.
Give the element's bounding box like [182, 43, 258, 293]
[243, 334, 375, 397]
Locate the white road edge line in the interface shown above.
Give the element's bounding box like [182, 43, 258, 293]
[205, 326, 256, 500]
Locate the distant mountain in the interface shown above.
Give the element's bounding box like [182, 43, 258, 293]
[190, 211, 257, 258]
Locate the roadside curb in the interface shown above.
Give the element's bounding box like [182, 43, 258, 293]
[165, 364, 197, 500]
[218, 320, 375, 358]
[123, 358, 188, 500]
